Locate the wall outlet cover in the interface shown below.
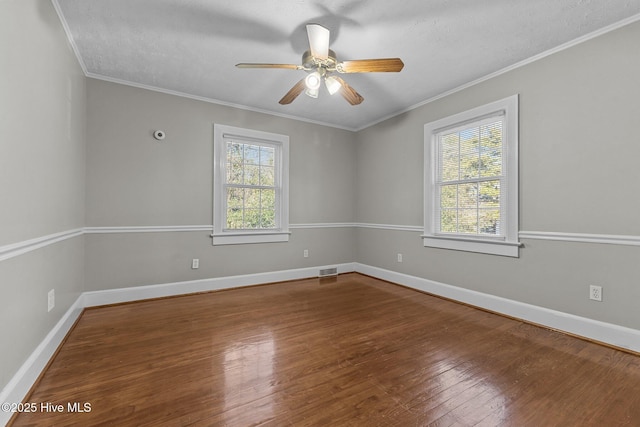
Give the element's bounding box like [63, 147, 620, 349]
[589, 285, 602, 302]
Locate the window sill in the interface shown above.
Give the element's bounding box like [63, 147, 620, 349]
[422, 234, 521, 257]
[211, 230, 291, 246]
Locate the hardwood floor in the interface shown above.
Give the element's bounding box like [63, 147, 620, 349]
[10, 273, 640, 426]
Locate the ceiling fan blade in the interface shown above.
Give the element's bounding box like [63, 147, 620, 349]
[306, 24, 330, 60]
[334, 76, 364, 105]
[337, 58, 404, 73]
[236, 63, 302, 70]
[279, 78, 307, 105]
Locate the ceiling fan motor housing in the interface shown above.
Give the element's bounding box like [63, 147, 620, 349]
[302, 49, 337, 73]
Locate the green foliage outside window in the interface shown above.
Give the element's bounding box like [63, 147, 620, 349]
[225, 142, 277, 230]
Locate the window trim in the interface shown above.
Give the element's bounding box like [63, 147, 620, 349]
[423, 95, 520, 257]
[213, 124, 290, 245]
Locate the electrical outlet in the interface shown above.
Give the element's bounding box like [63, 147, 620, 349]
[589, 285, 602, 302]
[303, 249, 309, 258]
[191, 259, 199, 269]
[48, 289, 55, 312]
[397, 253, 403, 263]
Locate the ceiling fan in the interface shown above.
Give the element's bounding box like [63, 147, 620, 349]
[236, 24, 404, 106]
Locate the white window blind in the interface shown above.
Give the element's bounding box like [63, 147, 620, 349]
[224, 136, 280, 231]
[436, 115, 505, 237]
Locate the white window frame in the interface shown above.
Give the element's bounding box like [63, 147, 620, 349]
[213, 124, 290, 245]
[423, 94, 520, 257]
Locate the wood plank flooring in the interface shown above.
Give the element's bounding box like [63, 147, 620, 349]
[10, 273, 640, 426]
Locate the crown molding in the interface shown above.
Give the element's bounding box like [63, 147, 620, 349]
[50, 0, 89, 75]
[355, 13, 640, 131]
[85, 73, 358, 132]
[50, 0, 640, 133]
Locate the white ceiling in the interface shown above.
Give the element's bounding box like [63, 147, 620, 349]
[54, 0, 640, 131]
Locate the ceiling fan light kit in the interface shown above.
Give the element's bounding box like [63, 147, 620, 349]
[236, 24, 404, 106]
[305, 71, 322, 90]
[324, 76, 341, 95]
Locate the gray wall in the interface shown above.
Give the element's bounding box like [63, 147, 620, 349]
[84, 80, 356, 290]
[3, 0, 640, 402]
[355, 20, 640, 329]
[0, 0, 86, 391]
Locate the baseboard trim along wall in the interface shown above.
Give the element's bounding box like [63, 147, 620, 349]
[82, 263, 356, 307]
[355, 263, 640, 353]
[2, 261, 638, 426]
[0, 296, 84, 426]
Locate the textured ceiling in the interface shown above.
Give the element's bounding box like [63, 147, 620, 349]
[54, 0, 640, 130]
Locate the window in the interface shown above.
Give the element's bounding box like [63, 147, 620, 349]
[213, 124, 289, 245]
[423, 95, 519, 257]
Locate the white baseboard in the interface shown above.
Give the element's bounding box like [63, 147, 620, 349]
[3, 260, 638, 427]
[83, 263, 356, 307]
[355, 263, 640, 353]
[0, 295, 85, 427]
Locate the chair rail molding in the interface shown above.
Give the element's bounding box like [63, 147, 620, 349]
[519, 230, 640, 246]
[2, 226, 640, 263]
[0, 229, 84, 262]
